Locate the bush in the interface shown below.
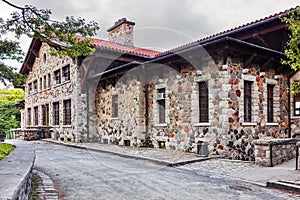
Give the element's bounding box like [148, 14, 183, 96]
[0, 143, 15, 160]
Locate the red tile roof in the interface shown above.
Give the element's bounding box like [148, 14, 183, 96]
[76, 35, 159, 57]
[92, 38, 160, 57]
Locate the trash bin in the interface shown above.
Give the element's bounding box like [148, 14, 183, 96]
[197, 141, 209, 157]
[5, 131, 11, 139]
[38, 130, 45, 139]
[50, 129, 57, 140]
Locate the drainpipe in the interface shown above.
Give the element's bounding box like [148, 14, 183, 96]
[144, 83, 149, 140]
[270, 142, 273, 167]
[287, 76, 292, 138]
[86, 86, 90, 142]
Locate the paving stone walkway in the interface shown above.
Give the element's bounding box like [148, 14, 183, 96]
[33, 168, 60, 200]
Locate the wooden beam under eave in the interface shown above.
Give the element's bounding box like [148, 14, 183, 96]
[244, 53, 257, 68]
[30, 49, 39, 57]
[261, 58, 273, 70]
[238, 23, 288, 40]
[25, 64, 32, 71]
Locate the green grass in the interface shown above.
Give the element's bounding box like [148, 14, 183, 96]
[0, 143, 15, 160]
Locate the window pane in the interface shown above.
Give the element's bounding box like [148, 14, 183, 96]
[267, 85, 274, 122]
[64, 100, 71, 125]
[157, 89, 166, 123]
[199, 82, 208, 122]
[244, 81, 252, 122]
[112, 95, 118, 118]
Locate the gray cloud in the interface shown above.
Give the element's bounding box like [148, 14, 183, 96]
[2, 0, 299, 52]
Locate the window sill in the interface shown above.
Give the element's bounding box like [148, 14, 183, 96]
[154, 123, 168, 127]
[291, 116, 300, 119]
[266, 122, 279, 126]
[242, 122, 257, 126]
[193, 122, 210, 127]
[62, 125, 72, 128]
[53, 80, 71, 88]
[110, 117, 119, 120]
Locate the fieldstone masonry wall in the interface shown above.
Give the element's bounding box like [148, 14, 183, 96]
[93, 54, 290, 161]
[255, 138, 297, 166]
[24, 44, 81, 142]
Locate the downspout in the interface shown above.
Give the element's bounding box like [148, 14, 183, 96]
[86, 86, 90, 142]
[270, 142, 273, 167]
[144, 83, 149, 140]
[288, 77, 291, 138]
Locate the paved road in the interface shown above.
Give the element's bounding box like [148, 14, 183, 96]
[29, 141, 298, 200]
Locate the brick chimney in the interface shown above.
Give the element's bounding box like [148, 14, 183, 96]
[107, 18, 135, 46]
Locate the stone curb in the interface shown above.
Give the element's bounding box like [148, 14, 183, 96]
[42, 140, 222, 166]
[0, 142, 36, 200]
[267, 180, 300, 192]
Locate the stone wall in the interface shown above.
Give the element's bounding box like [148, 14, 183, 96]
[93, 54, 290, 161]
[95, 79, 146, 146]
[24, 44, 81, 142]
[254, 138, 297, 166]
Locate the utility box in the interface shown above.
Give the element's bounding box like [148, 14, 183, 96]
[197, 141, 209, 157]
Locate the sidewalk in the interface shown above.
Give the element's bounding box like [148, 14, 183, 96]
[44, 139, 300, 192]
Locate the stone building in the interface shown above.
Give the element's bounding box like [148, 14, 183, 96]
[20, 8, 300, 160]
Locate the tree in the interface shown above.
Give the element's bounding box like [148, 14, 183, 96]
[0, 89, 24, 103]
[281, 7, 300, 94]
[0, 89, 24, 133]
[0, 0, 100, 86]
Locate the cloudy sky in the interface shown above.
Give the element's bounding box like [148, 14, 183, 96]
[0, 0, 299, 66]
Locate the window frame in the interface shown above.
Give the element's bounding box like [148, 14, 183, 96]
[112, 94, 118, 118]
[63, 99, 72, 125]
[157, 88, 166, 124]
[54, 70, 61, 85]
[294, 94, 300, 116]
[244, 81, 252, 122]
[34, 106, 38, 126]
[53, 102, 60, 125]
[198, 81, 209, 123]
[62, 64, 70, 82]
[267, 84, 274, 122]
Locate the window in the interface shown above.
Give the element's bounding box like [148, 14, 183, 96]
[27, 108, 31, 126]
[34, 106, 38, 125]
[244, 81, 252, 122]
[28, 83, 32, 94]
[33, 80, 38, 93]
[199, 82, 209, 122]
[54, 70, 61, 85]
[39, 78, 42, 91]
[47, 74, 51, 88]
[112, 95, 118, 118]
[267, 84, 274, 122]
[53, 102, 60, 125]
[42, 104, 49, 125]
[43, 75, 47, 90]
[62, 64, 70, 82]
[295, 94, 300, 116]
[157, 88, 166, 123]
[63, 100, 71, 125]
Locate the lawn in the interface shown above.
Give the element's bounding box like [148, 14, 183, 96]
[0, 143, 15, 160]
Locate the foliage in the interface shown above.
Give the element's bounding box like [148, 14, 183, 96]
[0, 101, 21, 134]
[281, 7, 300, 94]
[0, 89, 24, 103]
[0, 0, 100, 86]
[0, 143, 15, 160]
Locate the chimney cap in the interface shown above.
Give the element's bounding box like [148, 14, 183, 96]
[107, 18, 135, 32]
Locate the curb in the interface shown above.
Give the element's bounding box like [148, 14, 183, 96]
[267, 180, 300, 192]
[43, 140, 221, 166]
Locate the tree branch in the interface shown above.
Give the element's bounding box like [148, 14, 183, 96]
[2, 0, 24, 10]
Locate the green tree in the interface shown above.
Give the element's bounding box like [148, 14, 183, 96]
[0, 89, 24, 103]
[0, 89, 24, 133]
[0, 0, 100, 86]
[281, 7, 300, 94]
[0, 101, 21, 133]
